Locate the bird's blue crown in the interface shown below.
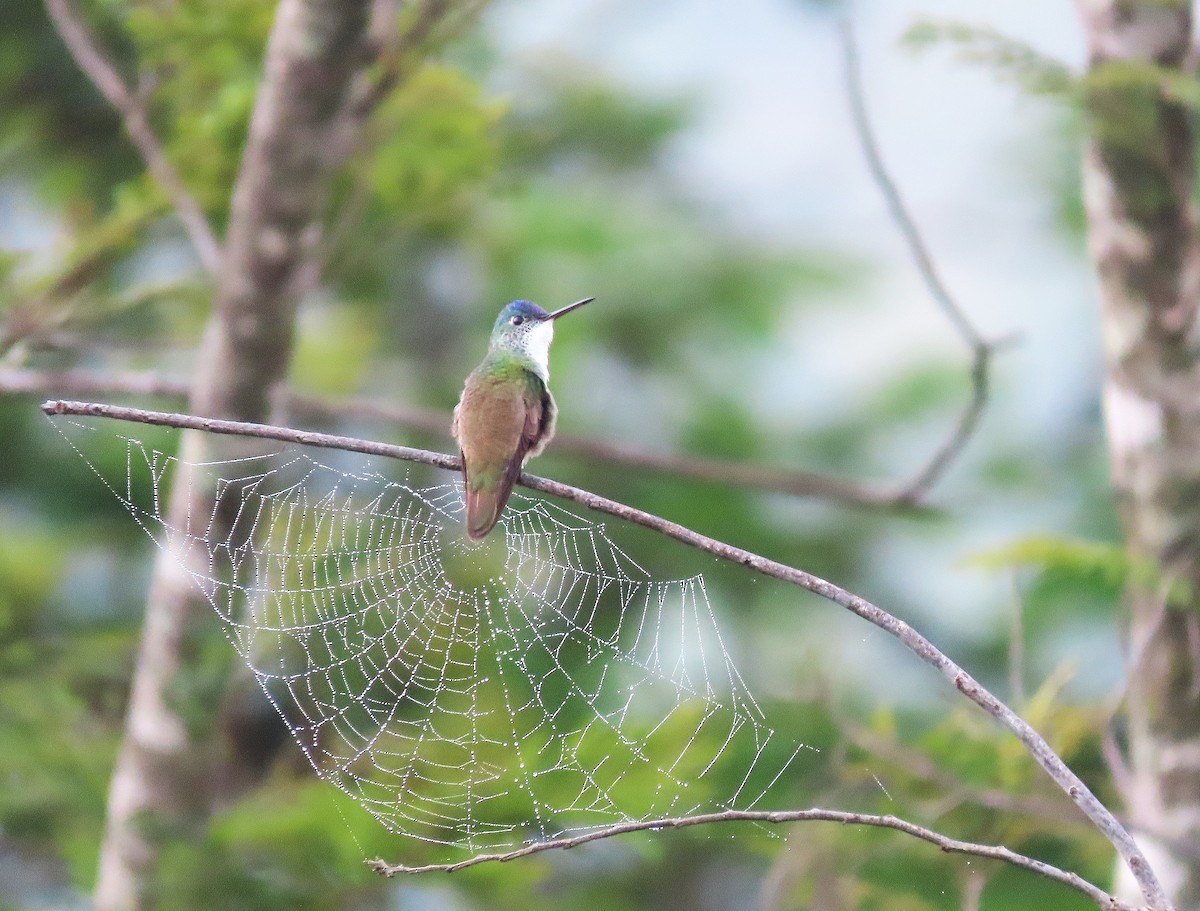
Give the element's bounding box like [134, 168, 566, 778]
[494, 299, 549, 330]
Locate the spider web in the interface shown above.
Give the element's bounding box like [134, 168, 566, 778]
[52, 416, 807, 852]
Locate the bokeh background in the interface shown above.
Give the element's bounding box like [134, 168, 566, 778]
[0, 1, 1135, 908]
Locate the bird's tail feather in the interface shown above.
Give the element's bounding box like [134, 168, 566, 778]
[465, 487, 504, 541]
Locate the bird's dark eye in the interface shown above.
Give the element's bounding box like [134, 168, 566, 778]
[511, 315, 524, 326]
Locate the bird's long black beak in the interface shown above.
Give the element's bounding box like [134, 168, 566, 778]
[548, 297, 594, 320]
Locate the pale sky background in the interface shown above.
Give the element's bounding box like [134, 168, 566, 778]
[492, 0, 1091, 428]
[488, 0, 1117, 699]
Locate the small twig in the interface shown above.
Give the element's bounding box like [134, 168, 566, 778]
[38, 399, 1168, 908]
[838, 18, 984, 350]
[838, 19, 994, 504]
[1, 367, 189, 400]
[546, 428, 897, 507]
[4, 368, 904, 509]
[901, 347, 990, 502]
[43, 0, 223, 275]
[363, 807, 1130, 910]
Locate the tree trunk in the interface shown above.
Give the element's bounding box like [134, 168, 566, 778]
[93, 2, 372, 908]
[1077, 0, 1200, 905]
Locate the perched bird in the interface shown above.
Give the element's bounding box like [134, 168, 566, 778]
[452, 297, 593, 540]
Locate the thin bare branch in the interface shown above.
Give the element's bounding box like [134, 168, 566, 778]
[42, 0, 223, 275]
[3, 368, 906, 508]
[38, 399, 1169, 908]
[362, 807, 1130, 910]
[1, 368, 188, 399]
[838, 18, 984, 349]
[838, 19, 994, 504]
[538, 425, 900, 507]
[300, 384, 903, 507]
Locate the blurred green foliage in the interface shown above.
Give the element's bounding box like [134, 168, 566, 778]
[0, 2, 1136, 910]
[903, 18, 1076, 99]
[968, 534, 1190, 606]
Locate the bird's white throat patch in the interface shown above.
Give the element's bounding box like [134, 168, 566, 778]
[496, 319, 554, 381]
[525, 320, 554, 379]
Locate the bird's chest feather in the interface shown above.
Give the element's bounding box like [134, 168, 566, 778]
[454, 367, 543, 466]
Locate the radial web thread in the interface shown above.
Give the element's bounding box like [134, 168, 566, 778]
[54, 417, 806, 852]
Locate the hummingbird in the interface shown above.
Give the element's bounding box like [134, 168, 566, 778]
[452, 297, 593, 540]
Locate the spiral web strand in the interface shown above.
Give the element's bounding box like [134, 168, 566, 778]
[54, 417, 805, 852]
